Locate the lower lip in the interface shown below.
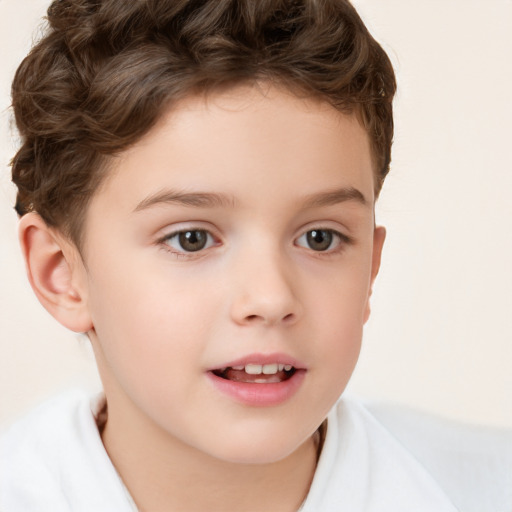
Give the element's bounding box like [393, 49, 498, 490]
[206, 370, 306, 407]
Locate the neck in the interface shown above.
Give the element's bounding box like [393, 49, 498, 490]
[100, 397, 318, 512]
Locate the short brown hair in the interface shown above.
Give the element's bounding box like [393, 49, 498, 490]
[11, 0, 396, 246]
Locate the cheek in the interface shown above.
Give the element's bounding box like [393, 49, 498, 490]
[86, 276, 205, 418]
[308, 253, 372, 325]
[305, 258, 371, 376]
[87, 263, 222, 377]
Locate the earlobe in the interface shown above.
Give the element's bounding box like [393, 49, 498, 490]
[363, 226, 386, 324]
[19, 213, 93, 333]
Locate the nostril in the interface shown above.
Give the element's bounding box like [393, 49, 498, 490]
[243, 313, 295, 324]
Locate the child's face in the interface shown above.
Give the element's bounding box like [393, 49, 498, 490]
[76, 84, 384, 464]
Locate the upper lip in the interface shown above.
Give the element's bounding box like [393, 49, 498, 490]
[207, 352, 307, 371]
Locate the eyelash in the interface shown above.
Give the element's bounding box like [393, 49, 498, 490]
[295, 228, 352, 255]
[158, 229, 218, 258]
[158, 227, 353, 259]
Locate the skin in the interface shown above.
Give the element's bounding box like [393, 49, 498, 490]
[20, 83, 385, 512]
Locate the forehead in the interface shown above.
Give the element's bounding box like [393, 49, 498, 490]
[94, 84, 375, 214]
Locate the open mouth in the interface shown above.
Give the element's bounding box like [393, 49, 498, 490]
[207, 359, 305, 405]
[211, 363, 296, 384]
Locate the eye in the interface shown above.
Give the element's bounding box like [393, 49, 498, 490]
[163, 229, 215, 253]
[296, 229, 346, 252]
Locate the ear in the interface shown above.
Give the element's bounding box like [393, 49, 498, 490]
[363, 225, 386, 324]
[18, 213, 93, 333]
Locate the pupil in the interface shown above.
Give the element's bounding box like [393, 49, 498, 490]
[179, 231, 207, 252]
[307, 230, 332, 251]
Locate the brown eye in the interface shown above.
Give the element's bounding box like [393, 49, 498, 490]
[165, 230, 213, 253]
[296, 228, 346, 252]
[178, 231, 208, 251]
[306, 230, 333, 251]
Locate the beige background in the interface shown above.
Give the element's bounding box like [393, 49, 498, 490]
[1, 0, 511, 429]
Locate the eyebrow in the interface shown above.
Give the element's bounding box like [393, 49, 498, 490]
[133, 185, 368, 213]
[301, 187, 368, 208]
[133, 190, 236, 212]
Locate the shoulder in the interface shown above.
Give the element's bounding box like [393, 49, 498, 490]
[0, 389, 134, 512]
[362, 400, 512, 512]
[0, 389, 101, 461]
[304, 398, 460, 511]
[305, 398, 512, 512]
[0, 389, 93, 470]
[0, 390, 92, 510]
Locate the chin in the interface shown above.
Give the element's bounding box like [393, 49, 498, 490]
[216, 448, 297, 466]
[200, 428, 313, 466]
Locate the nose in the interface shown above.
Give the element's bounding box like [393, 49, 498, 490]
[229, 247, 302, 327]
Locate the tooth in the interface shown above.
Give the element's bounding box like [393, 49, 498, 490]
[278, 364, 285, 371]
[232, 365, 244, 370]
[245, 364, 263, 375]
[262, 364, 278, 375]
[284, 364, 293, 371]
[254, 378, 268, 383]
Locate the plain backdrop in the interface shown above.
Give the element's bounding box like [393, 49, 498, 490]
[1, 0, 511, 429]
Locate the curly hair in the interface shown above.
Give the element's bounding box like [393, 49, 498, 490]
[11, 0, 396, 246]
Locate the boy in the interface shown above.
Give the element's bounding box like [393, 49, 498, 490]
[0, 1, 509, 511]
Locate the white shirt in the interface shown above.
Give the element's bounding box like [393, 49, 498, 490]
[1, 390, 509, 511]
